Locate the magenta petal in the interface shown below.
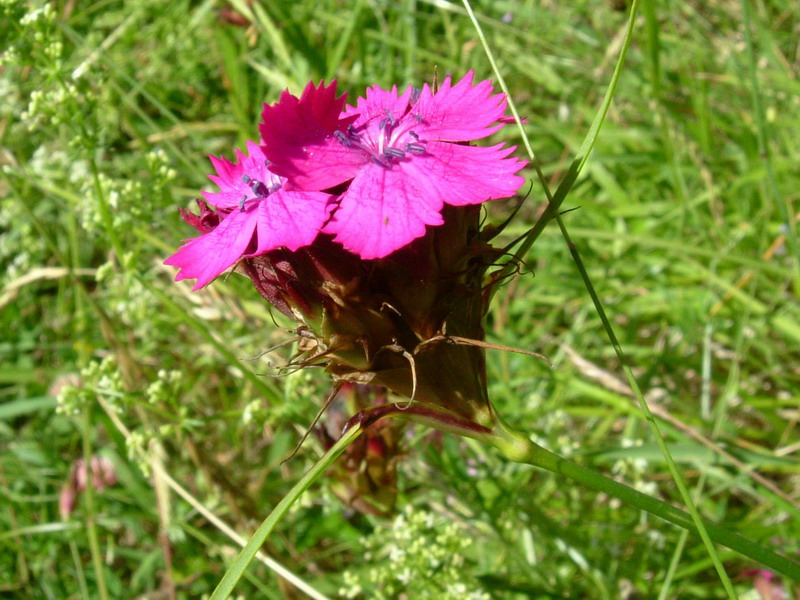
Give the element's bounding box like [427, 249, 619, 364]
[166, 139, 335, 289]
[203, 143, 274, 209]
[208, 154, 240, 184]
[251, 189, 332, 254]
[282, 140, 365, 192]
[202, 187, 247, 209]
[348, 85, 413, 124]
[413, 71, 508, 141]
[296, 79, 350, 131]
[163, 210, 258, 290]
[402, 141, 526, 207]
[325, 165, 445, 259]
[260, 80, 362, 190]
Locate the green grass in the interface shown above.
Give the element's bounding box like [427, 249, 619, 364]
[2, 0, 799, 598]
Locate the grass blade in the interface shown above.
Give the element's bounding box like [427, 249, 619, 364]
[464, 0, 739, 594]
[209, 422, 364, 600]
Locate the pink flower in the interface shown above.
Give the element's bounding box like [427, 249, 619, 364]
[260, 71, 526, 259]
[59, 456, 117, 520]
[164, 141, 332, 289]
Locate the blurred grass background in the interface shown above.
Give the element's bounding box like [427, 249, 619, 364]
[1, 0, 799, 598]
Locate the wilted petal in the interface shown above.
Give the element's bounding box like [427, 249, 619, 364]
[59, 482, 77, 520]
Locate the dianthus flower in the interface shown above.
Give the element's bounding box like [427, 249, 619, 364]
[164, 141, 332, 289]
[164, 73, 526, 428]
[260, 71, 526, 259]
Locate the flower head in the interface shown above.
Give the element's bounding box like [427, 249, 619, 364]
[165, 74, 528, 431]
[260, 71, 526, 259]
[163, 141, 332, 289]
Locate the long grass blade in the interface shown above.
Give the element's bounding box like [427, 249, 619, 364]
[463, 0, 738, 594]
[209, 423, 364, 600]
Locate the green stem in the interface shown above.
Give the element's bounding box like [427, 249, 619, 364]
[209, 422, 364, 600]
[81, 409, 110, 600]
[489, 420, 800, 582]
[553, 216, 736, 597]
[740, 0, 799, 272]
[464, 0, 641, 292]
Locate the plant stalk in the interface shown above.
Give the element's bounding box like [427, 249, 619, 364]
[489, 419, 800, 582]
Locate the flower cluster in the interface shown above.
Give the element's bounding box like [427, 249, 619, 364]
[165, 72, 525, 431]
[165, 71, 524, 288]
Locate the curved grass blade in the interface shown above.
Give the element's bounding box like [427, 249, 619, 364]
[462, 1, 738, 595]
[209, 422, 364, 600]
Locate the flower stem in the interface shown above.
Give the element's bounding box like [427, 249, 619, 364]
[489, 419, 800, 582]
[81, 408, 110, 600]
[209, 422, 364, 600]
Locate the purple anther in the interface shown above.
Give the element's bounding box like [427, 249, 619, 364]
[238, 195, 247, 212]
[412, 113, 424, 123]
[334, 130, 351, 147]
[378, 117, 388, 130]
[240, 174, 252, 184]
[371, 156, 391, 168]
[384, 109, 396, 127]
[383, 147, 406, 159]
[251, 180, 268, 197]
[408, 130, 419, 140]
[405, 143, 426, 155]
[410, 87, 421, 104]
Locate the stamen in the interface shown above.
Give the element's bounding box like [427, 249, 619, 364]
[383, 147, 406, 159]
[251, 180, 268, 197]
[238, 195, 247, 212]
[240, 174, 252, 184]
[371, 156, 391, 168]
[405, 143, 426, 155]
[334, 130, 351, 147]
[378, 117, 388, 131]
[384, 109, 396, 127]
[408, 130, 419, 141]
[410, 87, 421, 104]
[412, 113, 424, 123]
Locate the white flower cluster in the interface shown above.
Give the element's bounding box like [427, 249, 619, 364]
[21, 83, 80, 130]
[338, 505, 489, 599]
[56, 356, 124, 416]
[146, 148, 178, 184]
[20, 3, 55, 26]
[146, 369, 184, 405]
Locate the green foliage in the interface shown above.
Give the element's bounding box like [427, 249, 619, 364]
[1, 0, 798, 598]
